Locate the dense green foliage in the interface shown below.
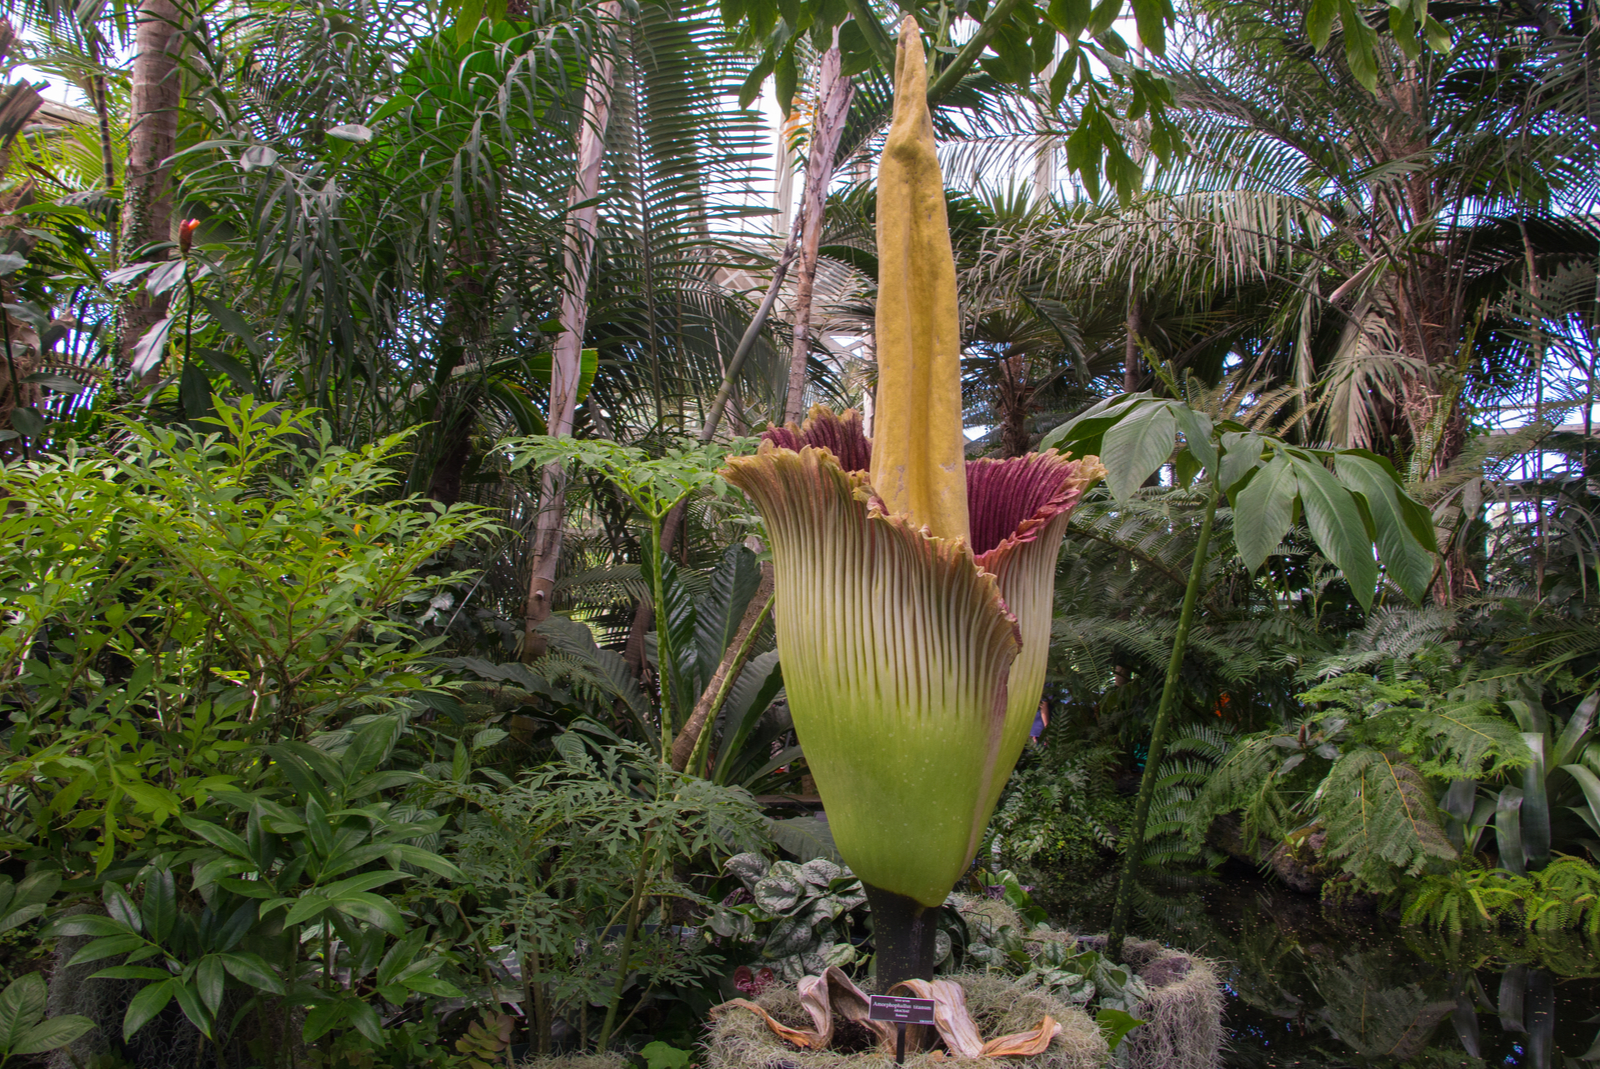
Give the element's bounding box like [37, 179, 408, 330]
[2, 0, 1599, 1060]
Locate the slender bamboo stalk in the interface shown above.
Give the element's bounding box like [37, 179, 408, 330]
[1107, 478, 1219, 959]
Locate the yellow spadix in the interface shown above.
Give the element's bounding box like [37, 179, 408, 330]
[870, 19, 969, 546]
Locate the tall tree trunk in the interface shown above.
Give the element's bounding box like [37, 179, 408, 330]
[783, 33, 854, 424]
[521, 0, 622, 661]
[996, 349, 1031, 457]
[122, 0, 181, 388]
[1123, 293, 1142, 394]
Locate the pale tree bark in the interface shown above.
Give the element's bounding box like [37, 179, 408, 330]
[521, 0, 623, 660]
[782, 32, 854, 424]
[122, 0, 181, 388]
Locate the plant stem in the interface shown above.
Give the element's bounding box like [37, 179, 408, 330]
[596, 833, 654, 1052]
[1107, 477, 1219, 959]
[649, 513, 675, 757]
[862, 882, 939, 990]
[926, 0, 1029, 105]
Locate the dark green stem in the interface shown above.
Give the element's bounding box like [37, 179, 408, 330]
[596, 836, 653, 1052]
[845, 0, 898, 74]
[926, 0, 1028, 105]
[863, 882, 938, 990]
[1107, 477, 1219, 959]
[649, 513, 675, 756]
[182, 268, 195, 380]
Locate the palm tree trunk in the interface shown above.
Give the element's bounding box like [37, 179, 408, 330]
[122, 0, 181, 388]
[783, 35, 853, 424]
[1123, 294, 1142, 393]
[521, 0, 622, 661]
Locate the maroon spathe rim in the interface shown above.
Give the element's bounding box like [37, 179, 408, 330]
[759, 406, 1088, 560]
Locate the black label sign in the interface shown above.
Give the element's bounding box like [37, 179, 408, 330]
[867, 995, 936, 1025]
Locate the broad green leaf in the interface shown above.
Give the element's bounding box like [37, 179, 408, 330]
[1037, 394, 1148, 457]
[1305, 0, 1337, 48]
[197, 956, 226, 1014]
[302, 1000, 349, 1043]
[0, 974, 47, 1052]
[375, 931, 428, 988]
[1095, 1007, 1146, 1051]
[221, 953, 284, 995]
[1520, 733, 1551, 871]
[319, 871, 410, 899]
[1288, 454, 1378, 608]
[0, 871, 57, 933]
[1101, 403, 1176, 501]
[122, 979, 177, 1040]
[1494, 788, 1525, 876]
[67, 934, 148, 967]
[379, 844, 464, 881]
[1559, 764, 1600, 835]
[40, 914, 125, 939]
[12, 1014, 95, 1055]
[346, 999, 385, 1044]
[1551, 690, 1597, 770]
[170, 979, 213, 1037]
[140, 869, 177, 943]
[129, 316, 175, 378]
[282, 895, 333, 927]
[330, 892, 405, 934]
[1170, 404, 1216, 475]
[1172, 448, 1200, 489]
[1233, 454, 1297, 574]
[1332, 453, 1434, 603]
[1338, 0, 1380, 90]
[104, 884, 141, 933]
[1218, 432, 1265, 494]
[179, 817, 253, 860]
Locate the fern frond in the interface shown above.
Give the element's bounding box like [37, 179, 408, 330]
[1317, 749, 1457, 893]
[1404, 699, 1533, 781]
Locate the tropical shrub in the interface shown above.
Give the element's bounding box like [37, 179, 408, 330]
[41, 717, 463, 1056]
[1183, 646, 1531, 892]
[420, 722, 769, 1053]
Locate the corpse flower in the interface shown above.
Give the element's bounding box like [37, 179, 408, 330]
[721, 19, 1104, 988]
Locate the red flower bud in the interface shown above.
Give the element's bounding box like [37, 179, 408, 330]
[179, 218, 200, 255]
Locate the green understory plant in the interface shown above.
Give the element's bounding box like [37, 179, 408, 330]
[1184, 649, 1532, 894]
[1403, 854, 1600, 935]
[421, 720, 766, 1053]
[0, 400, 498, 877]
[0, 973, 95, 1068]
[716, 853, 873, 981]
[42, 716, 464, 1055]
[1040, 371, 1439, 953]
[983, 733, 1132, 874]
[505, 436, 758, 761]
[1441, 688, 1600, 873]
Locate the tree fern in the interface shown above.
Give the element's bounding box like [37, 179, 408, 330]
[1143, 723, 1235, 866]
[1316, 749, 1457, 893]
[1184, 735, 1297, 853]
